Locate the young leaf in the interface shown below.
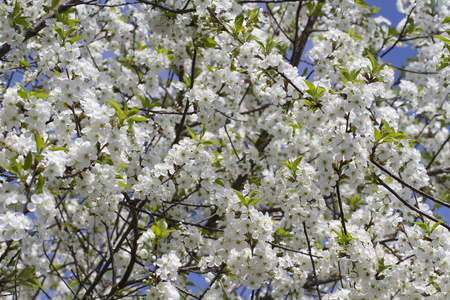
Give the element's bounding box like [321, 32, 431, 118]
[24, 151, 32, 170]
[118, 181, 131, 189]
[304, 80, 317, 95]
[35, 132, 44, 152]
[381, 119, 391, 132]
[34, 93, 53, 98]
[20, 60, 31, 67]
[50, 147, 69, 151]
[234, 190, 247, 205]
[235, 13, 244, 33]
[185, 125, 197, 140]
[355, 0, 369, 9]
[69, 36, 83, 44]
[108, 98, 126, 120]
[129, 116, 149, 122]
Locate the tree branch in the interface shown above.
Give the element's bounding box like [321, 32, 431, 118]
[290, 0, 324, 67]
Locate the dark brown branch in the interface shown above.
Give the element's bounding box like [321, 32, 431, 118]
[108, 204, 140, 296]
[292, 1, 304, 59]
[239, 103, 271, 115]
[302, 222, 322, 300]
[428, 166, 450, 176]
[198, 263, 226, 300]
[290, 0, 324, 67]
[335, 181, 348, 236]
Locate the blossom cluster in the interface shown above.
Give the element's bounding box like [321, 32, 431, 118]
[0, 0, 449, 299]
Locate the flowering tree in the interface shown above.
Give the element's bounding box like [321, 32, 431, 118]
[1, 0, 450, 298]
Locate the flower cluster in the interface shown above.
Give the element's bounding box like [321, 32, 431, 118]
[0, 0, 449, 299]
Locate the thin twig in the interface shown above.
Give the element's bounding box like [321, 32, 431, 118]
[335, 181, 348, 236]
[380, 3, 416, 58]
[375, 176, 450, 231]
[302, 222, 322, 300]
[266, 241, 323, 258]
[370, 159, 450, 209]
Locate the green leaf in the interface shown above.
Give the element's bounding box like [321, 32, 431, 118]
[316, 241, 324, 250]
[183, 74, 191, 87]
[186, 281, 196, 287]
[435, 35, 450, 45]
[108, 98, 126, 120]
[69, 36, 83, 44]
[108, 98, 123, 113]
[214, 178, 224, 187]
[309, 1, 325, 16]
[206, 37, 216, 45]
[54, 26, 65, 40]
[129, 116, 149, 122]
[381, 119, 391, 132]
[151, 224, 161, 236]
[52, 0, 61, 9]
[414, 222, 428, 231]
[65, 27, 78, 37]
[234, 190, 247, 205]
[136, 94, 150, 109]
[118, 181, 130, 189]
[304, 80, 317, 95]
[24, 151, 32, 170]
[391, 132, 409, 140]
[20, 60, 31, 67]
[1, 163, 18, 175]
[249, 197, 263, 206]
[35, 132, 44, 152]
[116, 164, 128, 172]
[17, 266, 42, 290]
[431, 220, 444, 233]
[367, 52, 378, 73]
[355, 0, 369, 9]
[291, 155, 303, 171]
[281, 161, 292, 170]
[34, 93, 53, 98]
[13, 1, 21, 18]
[160, 229, 175, 239]
[432, 282, 442, 292]
[202, 140, 221, 145]
[16, 82, 28, 99]
[442, 17, 450, 24]
[156, 219, 168, 232]
[36, 174, 45, 191]
[185, 125, 197, 140]
[50, 147, 69, 151]
[436, 61, 449, 72]
[235, 13, 244, 33]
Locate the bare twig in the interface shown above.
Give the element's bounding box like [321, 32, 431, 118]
[370, 159, 450, 209]
[302, 222, 322, 300]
